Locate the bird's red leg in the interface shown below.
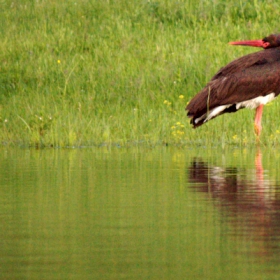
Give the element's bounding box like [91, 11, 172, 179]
[254, 105, 263, 139]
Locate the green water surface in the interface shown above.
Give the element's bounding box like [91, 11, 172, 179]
[1, 147, 280, 279]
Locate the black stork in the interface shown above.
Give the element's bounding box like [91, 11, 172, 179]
[186, 33, 280, 139]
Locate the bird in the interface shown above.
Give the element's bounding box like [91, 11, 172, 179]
[186, 33, 280, 139]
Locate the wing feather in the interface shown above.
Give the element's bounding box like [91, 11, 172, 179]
[186, 48, 280, 123]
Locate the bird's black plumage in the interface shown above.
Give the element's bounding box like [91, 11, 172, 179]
[186, 34, 280, 128]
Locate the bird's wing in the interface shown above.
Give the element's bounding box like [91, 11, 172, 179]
[211, 48, 280, 80]
[187, 60, 280, 117]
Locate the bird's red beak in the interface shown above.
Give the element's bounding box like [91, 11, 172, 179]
[229, 39, 269, 48]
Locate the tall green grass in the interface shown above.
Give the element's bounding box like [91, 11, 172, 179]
[1, 0, 280, 147]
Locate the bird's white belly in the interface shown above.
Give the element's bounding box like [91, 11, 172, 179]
[236, 92, 275, 109]
[194, 92, 276, 125]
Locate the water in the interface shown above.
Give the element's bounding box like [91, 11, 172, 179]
[1, 146, 280, 279]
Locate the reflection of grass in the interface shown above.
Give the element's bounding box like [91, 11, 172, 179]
[1, 1, 280, 147]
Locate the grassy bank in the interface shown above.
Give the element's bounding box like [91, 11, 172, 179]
[1, 0, 280, 147]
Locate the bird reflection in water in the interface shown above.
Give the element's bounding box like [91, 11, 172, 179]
[188, 149, 280, 258]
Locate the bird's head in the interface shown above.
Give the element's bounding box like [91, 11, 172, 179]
[229, 34, 280, 49]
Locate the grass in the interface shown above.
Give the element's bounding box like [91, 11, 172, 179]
[1, 0, 280, 147]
